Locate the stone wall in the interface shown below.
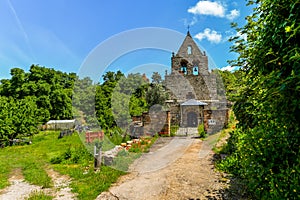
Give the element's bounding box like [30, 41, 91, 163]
[130, 111, 171, 137]
[203, 109, 229, 134]
[164, 71, 197, 101]
[164, 72, 218, 103]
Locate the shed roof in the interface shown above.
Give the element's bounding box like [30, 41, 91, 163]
[46, 119, 76, 124]
[180, 99, 208, 106]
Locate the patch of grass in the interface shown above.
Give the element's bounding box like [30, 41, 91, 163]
[212, 112, 237, 154]
[22, 161, 52, 188]
[26, 191, 53, 200]
[53, 164, 125, 200]
[0, 160, 10, 189]
[112, 150, 141, 171]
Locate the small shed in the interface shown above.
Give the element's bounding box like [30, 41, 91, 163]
[180, 99, 207, 127]
[46, 119, 77, 130]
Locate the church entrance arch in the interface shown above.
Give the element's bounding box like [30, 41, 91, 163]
[187, 111, 198, 127]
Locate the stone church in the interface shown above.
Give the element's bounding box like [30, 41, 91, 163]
[164, 31, 228, 134]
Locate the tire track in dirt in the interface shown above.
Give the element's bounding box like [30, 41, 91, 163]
[97, 137, 229, 200]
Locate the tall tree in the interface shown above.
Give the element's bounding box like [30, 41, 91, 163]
[146, 83, 167, 108]
[95, 71, 124, 130]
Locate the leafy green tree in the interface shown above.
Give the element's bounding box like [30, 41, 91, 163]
[212, 69, 245, 101]
[72, 76, 97, 125]
[146, 83, 167, 108]
[0, 96, 41, 145]
[95, 71, 124, 130]
[0, 65, 79, 129]
[222, 0, 300, 198]
[95, 71, 150, 130]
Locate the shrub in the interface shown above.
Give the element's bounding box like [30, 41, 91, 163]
[128, 143, 142, 153]
[50, 145, 92, 164]
[197, 124, 206, 138]
[170, 125, 179, 136]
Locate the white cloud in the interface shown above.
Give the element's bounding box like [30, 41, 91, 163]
[226, 9, 240, 20]
[188, 1, 225, 17]
[188, 1, 240, 20]
[194, 28, 222, 43]
[220, 65, 238, 72]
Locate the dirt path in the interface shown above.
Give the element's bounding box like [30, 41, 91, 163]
[97, 136, 229, 200]
[0, 168, 76, 200]
[0, 168, 41, 200]
[46, 168, 77, 200]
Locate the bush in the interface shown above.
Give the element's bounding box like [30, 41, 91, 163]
[197, 124, 206, 138]
[219, 124, 300, 199]
[50, 145, 92, 164]
[170, 125, 179, 136]
[128, 143, 142, 153]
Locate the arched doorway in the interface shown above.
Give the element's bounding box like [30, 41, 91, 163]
[187, 112, 198, 127]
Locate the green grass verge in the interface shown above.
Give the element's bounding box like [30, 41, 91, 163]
[26, 191, 53, 200]
[53, 165, 125, 200]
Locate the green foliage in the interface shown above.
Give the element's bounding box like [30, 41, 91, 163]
[221, 0, 300, 199]
[95, 71, 124, 130]
[151, 72, 162, 84]
[50, 145, 92, 165]
[128, 143, 143, 153]
[95, 71, 150, 134]
[170, 125, 179, 136]
[105, 127, 126, 146]
[0, 96, 41, 145]
[212, 69, 245, 101]
[145, 83, 167, 108]
[111, 150, 140, 172]
[22, 161, 52, 188]
[129, 95, 148, 116]
[197, 124, 206, 138]
[0, 65, 79, 143]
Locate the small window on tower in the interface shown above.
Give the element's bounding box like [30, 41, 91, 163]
[180, 61, 188, 75]
[193, 66, 199, 75]
[187, 46, 192, 55]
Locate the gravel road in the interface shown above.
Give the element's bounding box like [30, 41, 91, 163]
[97, 136, 229, 200]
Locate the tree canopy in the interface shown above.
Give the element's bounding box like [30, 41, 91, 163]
[0, 65, 77, 145]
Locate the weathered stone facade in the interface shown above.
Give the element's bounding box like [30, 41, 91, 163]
[165, 31, 228, 134]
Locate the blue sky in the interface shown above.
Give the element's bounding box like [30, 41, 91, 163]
[0, 0, 252, 80]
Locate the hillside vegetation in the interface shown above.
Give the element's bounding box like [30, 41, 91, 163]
[218, 0, 300, 199]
